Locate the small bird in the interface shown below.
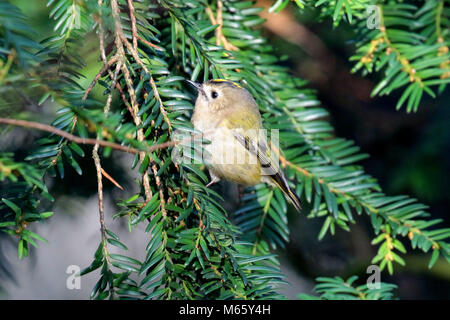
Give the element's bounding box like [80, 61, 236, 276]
[188, 79, 301, 213]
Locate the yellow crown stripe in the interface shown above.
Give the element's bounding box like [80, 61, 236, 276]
[211, 79, 243, 89]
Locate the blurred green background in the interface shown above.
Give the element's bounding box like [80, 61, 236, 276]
[1, 0, 449, 299]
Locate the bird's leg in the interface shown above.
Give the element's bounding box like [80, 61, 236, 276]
[205, 171, 221, 188]
[205, 176, 220, 188]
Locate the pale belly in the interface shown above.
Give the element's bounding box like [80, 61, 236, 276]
[201, 127, 262, 186]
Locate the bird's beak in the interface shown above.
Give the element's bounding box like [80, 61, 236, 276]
[186, 80, 201, 90]
[186, 80, 206, 97]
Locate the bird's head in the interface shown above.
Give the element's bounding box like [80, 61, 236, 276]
[187, 79, 253, 112]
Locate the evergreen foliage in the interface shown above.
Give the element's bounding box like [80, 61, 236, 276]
[298, 276, 397, 300]
[281, 0, 450, 112]
[0, 0, 449, 299]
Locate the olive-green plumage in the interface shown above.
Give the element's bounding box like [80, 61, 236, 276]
[189, 79, 301, 213]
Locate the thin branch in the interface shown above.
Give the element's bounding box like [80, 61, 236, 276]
[0, 117, 179, 154]
[92, 143, 107, 252]
[118, 25, 172, 131]
[127, 0, 138, 51]
[115, 80, 135, 118]
[83, 55, 118, 101]
[137, 35, 162, 50]
[101, 167, 124, 190]
[152, 163, 167, 217]
[206, 1, 238, 51]
[110, 8, 164, 122]
[111, 0, 153, 200]
[92, 0, 127, 264]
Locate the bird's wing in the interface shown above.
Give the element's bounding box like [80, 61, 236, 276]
[221, 109, 278, 176]
[222, 109, 301, 212]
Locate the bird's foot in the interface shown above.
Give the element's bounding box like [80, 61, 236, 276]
[205, 176, 220, 188]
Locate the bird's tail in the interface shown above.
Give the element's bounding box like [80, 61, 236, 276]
[269, 171, 301, 213]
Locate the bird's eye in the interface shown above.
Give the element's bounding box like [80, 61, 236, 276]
[211, 91, 218, 99]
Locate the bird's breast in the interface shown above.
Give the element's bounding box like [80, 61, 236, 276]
[199, 127, 262, 186]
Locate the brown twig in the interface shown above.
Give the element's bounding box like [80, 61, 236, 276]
[136, 35, 162, 50]
[118, 27, 172, 131]
[92, 0, 128, 259]
[92, 143, 107, 250]
[0, 117, 179, 154]
[111, 0, 153, 200]
[127, 0, 138, 51]
[101, 167, 124, 190]
[93, 0, 110, 260]
[83, 55, 118, 101]
[205, 1, 238, 51]
[115, 81, 135, 118]
[112, 0, 175, 205]
[152, 163, 167, 217]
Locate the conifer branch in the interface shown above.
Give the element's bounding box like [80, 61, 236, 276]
[0, 118, 178, 154]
